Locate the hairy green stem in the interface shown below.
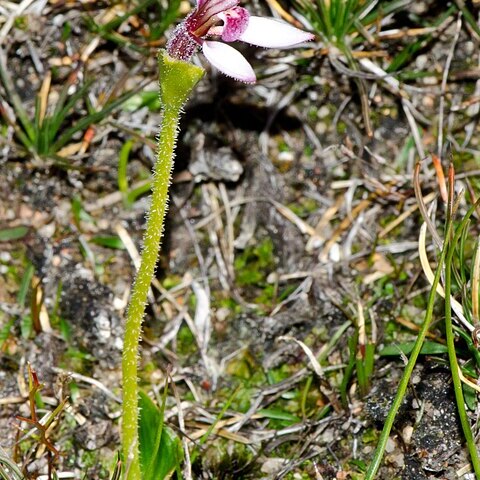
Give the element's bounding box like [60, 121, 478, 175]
[122, 51, 203, 480]
[122, 105, 179, 479]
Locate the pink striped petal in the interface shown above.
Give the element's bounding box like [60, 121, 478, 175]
[239, 16, 314, 48]
[202, 41, 256, 83]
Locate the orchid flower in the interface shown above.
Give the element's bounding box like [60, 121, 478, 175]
[167, 0, 314, 83]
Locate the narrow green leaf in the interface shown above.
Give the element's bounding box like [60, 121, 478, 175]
[121, 91, 161, 112]
[0, 454, 24, 479]
[71, 197, 94, 226]
[118, 140, 133, 196]
[20, 315, 33, 339]
[379, 341, 448, 357]
[454, 1, 480, 39]
[90, 235, 126, 250]
[49, 80, 94, 145]
[0, 226, 28, 242]
[138, 391, 182, 480]
[126, 180, 152, 205]
[463, 383, 477, 411]
[109, 453, 122, 480]
[17, 263, 34, 307]
[363, 342, 375, 381]
[340, 331, 357, 407]
[34, 95, 41, 152]
[0, 317, 14, 350]
[258, 408, 301, 422]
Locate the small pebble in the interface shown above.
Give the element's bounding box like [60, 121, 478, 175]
[278, 151, 294, 162]
[261, 458, 285, 474]
[315, 122, 327, 135]
[402, 425, 413, 444]
[38, 222, 55, 238]
[0, 252, 11, 262]
[412, 374, 421, 384]
[415, 54, 428, 70]
[317, 105, 330, 119]
[386, 437, 396, 453]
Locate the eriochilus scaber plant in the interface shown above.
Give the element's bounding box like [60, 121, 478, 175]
[121, 2, 313, 478]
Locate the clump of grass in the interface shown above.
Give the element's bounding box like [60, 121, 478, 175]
[293, 0, 376, 49]
[291, 0, 457, 136]
[366, 162, 480, 478]
[0, 52, 143, 162]
[294, 0, 377, 135]
[0, 451, 23, 480]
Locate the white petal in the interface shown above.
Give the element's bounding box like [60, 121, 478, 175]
[239, 16, 314, 48]
[202, 41, 256, 83]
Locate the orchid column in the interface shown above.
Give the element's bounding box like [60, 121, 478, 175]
[121, 1, 313, 479]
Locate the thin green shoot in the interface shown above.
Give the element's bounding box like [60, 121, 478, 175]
[0, 317, 14, 351]
[379, 341, 448, 357]
[118, 139, 134, 204]
[0, 227, 29, 242]
[444, 205, 480, 475]
[127, 181, 152, 205]
[17, 263, 34, 308]
[340, 332, 357, 408]
[455, 218, 470, 287]
[110, 453, 122, 480]
[71, 197, 94, 228]
[300, 375, 313, 419]
[354, 301, 375, 397]
[453, 0, 480, 41]
[366, 181, 480, 478]
[356, 341, 375, 397]
[295, 0, 374, 48]
[50, 281, 63, 326]
[318, 320, 351, 362]
[145, 378, 170, 477]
